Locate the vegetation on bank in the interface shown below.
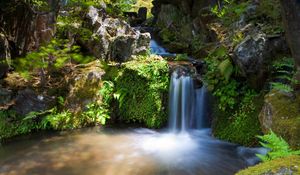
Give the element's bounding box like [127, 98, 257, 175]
[102, 55, 169, 128]
[236, 155, 300, 175]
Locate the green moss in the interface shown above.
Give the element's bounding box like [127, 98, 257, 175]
[213, 94, 264, 146]
[236, 155, 300, 175]
[103, 55, 169, 128]
[262, 90, 300, 149]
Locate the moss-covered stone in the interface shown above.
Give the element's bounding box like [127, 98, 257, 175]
[236, 155, 300, 175]
[65, 60, 104, 113]
[103, 55, 170, 128]
[259, 90, 300, 149]
[213, 95, 264, 146]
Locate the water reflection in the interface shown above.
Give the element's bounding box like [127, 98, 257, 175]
[0, 127, 266, 175]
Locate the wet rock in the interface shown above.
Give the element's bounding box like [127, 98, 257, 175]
[259, 90, 300, 149]
[13, 88, 55, 116]
[82, 6, 150, 62]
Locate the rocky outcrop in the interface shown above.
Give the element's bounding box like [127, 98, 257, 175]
[65, 61, 104, 113]
[259, 90, 300, 149]
[233, 34, 288, 89]
[0, 0, 56, 58]
[152, 0, 217, 54]
[81, 6, 150, 62]
[12, 88, 55, 116]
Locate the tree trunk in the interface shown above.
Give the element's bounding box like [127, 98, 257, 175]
[280, 0, 300, 86]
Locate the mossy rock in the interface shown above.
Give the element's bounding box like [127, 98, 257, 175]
[259, 90, 300, 149]
[212, 95, 264, 146]
[65, 60, 105, 113]
[236, 155, 300, 175]
[103, 55, 169, 128]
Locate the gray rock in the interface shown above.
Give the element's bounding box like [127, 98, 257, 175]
[0, 88, 12, 108]
[82, 6, 150, 62]
[13, 89, 54, 115]
[234, 33, 269, 77]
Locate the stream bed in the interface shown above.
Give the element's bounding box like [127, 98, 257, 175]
[0, 127, 265, 175]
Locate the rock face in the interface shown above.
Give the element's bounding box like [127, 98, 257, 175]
[65, 61, 104, 113]
[233, 34, 288, 89]
[82, 6, 150, 62]
[13, 88, 55, 116]
[259, 90, 300, 149]
[152, 0, 217, 53]
[0, 0, 56, 59]
[0, 33, 11, 79]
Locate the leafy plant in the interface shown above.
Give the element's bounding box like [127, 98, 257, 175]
[82, 103, 110, 125]
[271, 82, 293, 93]
[256, 131, 300, 162]
[102, 55, 169, 128]
[15, 39, 93, 86]
[211, 0, 249, 26]
[174, 54, 189, 61]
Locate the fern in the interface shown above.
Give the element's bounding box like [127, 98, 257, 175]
[256, 131, 300, 161]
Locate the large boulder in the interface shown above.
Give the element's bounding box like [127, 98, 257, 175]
[82, 6, 150, 62]
[64, 61, 104, 113]
[259, 90, 300, 149]
[233, 34, 288, 89]
[13, 88, 55, 116]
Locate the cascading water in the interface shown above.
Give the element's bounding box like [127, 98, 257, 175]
[169, 70, 195, 132]
[169, 68, 209, 132]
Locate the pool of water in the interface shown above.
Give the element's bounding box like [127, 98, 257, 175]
[0, 127, 266, 175]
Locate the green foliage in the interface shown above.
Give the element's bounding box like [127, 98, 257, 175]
[256, 131, 300, 162]
[232, 31, 244, 47]
[102, 55, 169, 128]
[270, 57, 295, 93]
[205, 46, 262, 145]
[174, 54, 189, 61]
[218, 59, 233, 82]
[254, 0, 283, 34]
[0, 110, 45, 140]
[15, 39, 93, 81]
[211, 0, 249, 26]
[204, 46, 238, 111]
[213, 90, 262, 146]
[271, 82, 293, 93]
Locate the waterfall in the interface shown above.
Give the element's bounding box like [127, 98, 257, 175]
[169, 69, 208, 132]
